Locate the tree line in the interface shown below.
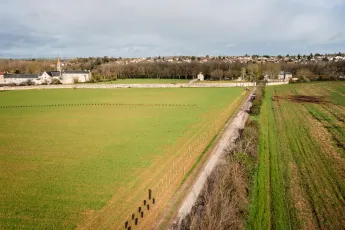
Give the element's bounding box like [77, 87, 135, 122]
[91, 61, 345, 82]
[1, 58, 344, 82]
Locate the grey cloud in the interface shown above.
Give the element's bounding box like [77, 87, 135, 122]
[328, 32, 343, 41]
[0, 0, 344, 58]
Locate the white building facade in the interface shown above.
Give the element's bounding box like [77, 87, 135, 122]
[197, 72, 205, 81]
[0, 72, 4, 84]
[0, 58, 92, 85]
[2, 74, 39, 85]
[61, 70, 91, 84]
[278, 71, 293, 81]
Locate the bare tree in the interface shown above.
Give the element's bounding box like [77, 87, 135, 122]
[263, 63, 281, 80]
[211, 69, 224, 80]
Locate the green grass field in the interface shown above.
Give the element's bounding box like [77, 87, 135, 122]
[0, 88, 244, 229]
[249, 82, 345, 229]
[99, 79, 189, 84]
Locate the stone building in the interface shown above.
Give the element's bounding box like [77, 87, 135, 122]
[197, 72, 205, 81]
[278, 71, 293, 81]
[57, 57, 92, 83]
[0, 72, 4, 84]
[2, 73, 39, 85]
[61, 70, 91, 84]
[0, 58, 92, 85]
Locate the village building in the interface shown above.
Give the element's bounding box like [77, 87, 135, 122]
[0, 58, 92, 85]
[278, 71, 293, 81]
[0, 72, 4, 84]
[2, 73, 39, 85]
[197, 72, 205, 81]
[38, 71, 61, 84]
[61, 70, 91, 84]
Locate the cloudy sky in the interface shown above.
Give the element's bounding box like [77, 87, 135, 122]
[0, 0, 344, 58]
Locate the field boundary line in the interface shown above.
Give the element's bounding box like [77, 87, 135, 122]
[0, 103, 197, 109]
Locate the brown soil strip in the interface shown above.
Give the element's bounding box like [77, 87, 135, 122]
[303, 107, 345, 179]
[272, 95, 327, 103]
[289, 162, 317, 230]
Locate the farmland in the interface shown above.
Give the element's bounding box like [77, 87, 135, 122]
[249, 82, 345, 229]
[0, 88, 245, 229]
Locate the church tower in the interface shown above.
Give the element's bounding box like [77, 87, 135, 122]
[57, 57, 61, 72]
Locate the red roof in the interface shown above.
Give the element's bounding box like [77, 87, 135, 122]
[0, 72, 4, 75]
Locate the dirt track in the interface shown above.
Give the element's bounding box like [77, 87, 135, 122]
[173, 89, 254, 226]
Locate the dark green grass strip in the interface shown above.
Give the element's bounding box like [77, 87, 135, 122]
[248, 87, 293, 230]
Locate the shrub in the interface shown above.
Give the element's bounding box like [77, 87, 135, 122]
[88, 78, 97, 83]
[7, 82, 17, 87]
[41, 80, 49, 85]
[296, 68, 315, 81]
[51, 78, 62, 84]
[250, 104, 261, 115]
[73, 77, 79, 84]
[26, 79, 35, 86]
[250, 82, 265, 115]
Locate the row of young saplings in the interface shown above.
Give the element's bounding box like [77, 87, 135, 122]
[124, 189, 156, 230]
[0, 103, 198, 109]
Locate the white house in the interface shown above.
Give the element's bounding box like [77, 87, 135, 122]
[61, 70, 92, 84]
[278, 71, 293, 81]
[197, 72, 205, 81]
[38, 72, 53, 84]
[0, 72, 4, 84]
[2, 73, 39, 85]
[36, 71, 61, 84]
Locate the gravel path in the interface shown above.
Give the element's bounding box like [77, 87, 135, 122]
[175, 89, 254, 225]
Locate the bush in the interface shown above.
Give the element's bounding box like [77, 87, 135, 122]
[73, 77, 79, 84]
[7, 82, 17, 87]
[250, 82, 265, 115]
[27, 79, 35, 86]
[88, 78, 97, 83]
[91, 73, 103, 82]
[296, 68, 315, 81]
[250, 104, 261, 115]
[51, 78, 62, 84]
[41, 80, 49, 85]
[19, 80, 35, 86]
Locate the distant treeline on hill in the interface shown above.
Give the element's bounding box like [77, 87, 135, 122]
[90, 61, 345, 82]
[1, 58, 344, 82]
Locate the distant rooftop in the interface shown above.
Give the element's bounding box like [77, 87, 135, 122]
[4, 73, 38, 79]
[63, 70, 90, 74]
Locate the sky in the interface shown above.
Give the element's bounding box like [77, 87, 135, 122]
[0, 0, 344, 58]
